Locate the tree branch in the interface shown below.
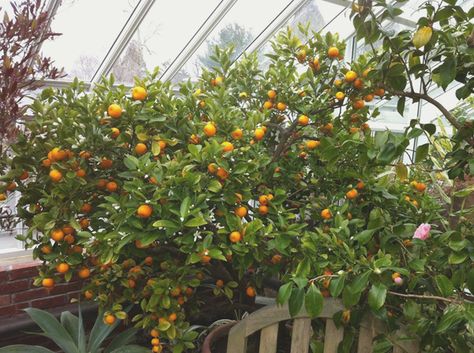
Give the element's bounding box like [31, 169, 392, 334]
[388, 290, 469, 304]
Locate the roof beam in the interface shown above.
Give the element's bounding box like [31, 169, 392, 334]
[160, 0, 238, 82]
[90, 0, 156, 85]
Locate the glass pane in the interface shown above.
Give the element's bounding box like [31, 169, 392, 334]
[109, 0, 222, 85]
[41, 0, 140, 81]
[174, 0, 292, 82]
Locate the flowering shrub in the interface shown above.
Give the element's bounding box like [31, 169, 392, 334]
[1, 26, 473, 352]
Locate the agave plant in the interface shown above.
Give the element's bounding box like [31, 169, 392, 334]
[0, 307, 148, 353]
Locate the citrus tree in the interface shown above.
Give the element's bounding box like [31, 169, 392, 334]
[1, 26, 473, 352]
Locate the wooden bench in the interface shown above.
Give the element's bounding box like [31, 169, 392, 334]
[227, 298, 418, 353]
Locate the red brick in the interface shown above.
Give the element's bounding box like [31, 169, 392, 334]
[67, 290, 81, 302]
[0, 304, 17, 317]
[31, 294, 67, 309]
[15, 302, 29, 311]
[0, 279, 29, 294]
[9, 265, 39, 280]
[13, 287, 49, 303]
[0, 270, 8, 284]
[49, 281, 81, 296]
[0, 294, 10, 306]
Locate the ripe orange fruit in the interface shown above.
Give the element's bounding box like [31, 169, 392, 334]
[75, 169, 86, 178]
[321, 123, 334, 133]
[64, 234, 75, 244]
[374, 88, 385, 96]
[19, 170, 29, 180]
[327, 46, 339, 58]
[49, 169, 63, 182]
[50, 148, 67, 161]
[321, 208, 332, 220]
[259, 205, 269, 215]
[198, 100, 206, 108]
[216, 279, 224, 288]
[168, 313, 177, 322]
[263, 101, 273, 109]
[254, 128, 265, 141]
[0, 193, 6, 201]
[306, 140, 320, 149]
[414, 182, 426, 192]
[42, 278, 55, 288]
[100, 158, 113, 169]
[51, 229, 64, 242]
[311, 57, 320, 70]
[334, 79, 342, 87]
[346, 188, 358, 200]
[104, 314, 116, 325]
[107, 104, 122, 118]
[203, 122, 217, 137]
[356, 181, 365, 189]
[271, 254, 282, 264]
[234, 206, 247, 218]
[128, 279, 136, 288]
[40, 244, 52, 254]
[207, 163, 218, 174]
[78, 267, 90, 279]
[106, 181, 118, 192]
[42, 159, 52, 168]
[362, 68, 372, 78]
[111, 127, 120, 138]
[79, 218, 90, 229]
[298, 115, 309, 126]
[353, 100, 365, 109]
[267, 90, 277, 100]
[353, 78, 364, 89]
[6, 182, 16, 191]
[361, 123, 370, 131]
[56, 263, 69, 273]
[258, 195, 269, 205]
[216, 167, 228, 180]
[150, 329, 160, 338]
[345, 70, 358, 82]
[132, 86, 147, 101]
[229, 231, 242, 243]
[189, 134, 201, 144]
[342, 309, 351, 323]
[335, 92, 345, 101]
[144, 256, 153, 266]
[231, 128, 243, 140]
[135, 143, 147, 155]
[246, 286, 256, 297]
[79, 151, 91, 159]
[84, 290, 94, 300]
[364, 94, 374, 102]
[158, 140, 166, 150]
[276, 102, 287, 111]
[81, 203, 92, 213]
[137, 204, 152, 218]
[152, 346, 162, 353]
[221, 141, 234, 152]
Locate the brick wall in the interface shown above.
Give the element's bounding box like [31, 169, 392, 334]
[0, 261, 83, 317]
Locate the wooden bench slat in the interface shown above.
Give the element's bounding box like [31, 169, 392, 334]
[259, 323, 279, 353]
[357, 315, 374, 353]
[290, 318, 312, 353]
[323, 318, 344, 353]
[227, 321, 247, 353]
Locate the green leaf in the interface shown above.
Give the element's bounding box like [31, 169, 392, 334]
[123, 155, 139, 170]
[288, 287, 305, 317]
[396, 97, 405, 116]
[105, 329, 139, 353]
[305, 283, 323, 318]
[377, 143, 397, 164]
[180, 196, 191, 219]
[368, 283, 387, 310]
[342, 285, 362, 307]
[415, 143, 429, 163]
[354, 229, 378, 244]
[277, 282, 293, 305]
[60, 311, 79, 346]
[110, 345, 150, 353]
[432, 57, 456, 90]
[436, 308, 463, 333]
[448, 252, 468, 265]
[0, 346, 55, 353]
[184, 216, 207, 227]
[208, 180, 222, 193]
[434, 275, 454, 297]
[329, 275, 345, 297]
[467, 268, 474, 293]
[152, 220, 179, 229]
[351, 270, 372, 293]
[395, 162, 408, 181]
[24, 308, 79, 353]
[151, 141, 161, 156]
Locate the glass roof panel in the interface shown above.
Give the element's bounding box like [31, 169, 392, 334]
[173, 0, 292, 82]
[41, 0, 139, 82]
[109, 0, 222, 85]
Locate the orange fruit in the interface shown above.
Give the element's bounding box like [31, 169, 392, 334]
[334, 79, 342, 87]
[0, 193, 6, 201]
[356, 181, 365, 189]
[19, 170, 29, 180]
[78, 267, 90, 279]
[346, 188, 358, 200]
[42, 159, 52, 168]
[207, 163, 218, 174]
[259, 205, 269, 215]
[246, 286, 256, 297]
[64, 234, 75, 244]
[97, 179, 107, 189]
[362, 68, 372, 78]
[40, 244, 52, 254]
[72, 245, 83, 254]
[107, 104, 122, 118]
[311, 57, 320, 70]
[49, 169, 63, 182]
[50, 148, 67, 161]
[345, 70, 358, 82]
[79, 218, 90, 229]
[6, 182, 16, 191]
[150, 329, 160, 338]
[152, 346, 162, 353]
[158, 140, 166, 150]
[84, 290, 94, 300]
[216, 279, 224, 288]
[79, 151, 91, 159]
[189, 134, 200, 144]
[42, 278, 55, 288]
[335, 92, 345, 101]
[306, 140, 320, 149]
[353, 78, 364, 89]
[221, 141, 234, 152]
[271, 254, 282, 264]
[296, 49, 306, 63]
[168, 313, 177, 322]
[111, 127, 120, 138]
[76, 169, 86, 178]
[104, 314, 116, 325]
[144, 256, 153, 266]
[106, 181, 118, 192]
[414, 182, 426, 192]
[254, 128, 265, 141]
[135, 143, 147, 155]
[364, 94, 374, 102]
[353, 100, 365, 109]
[321, 208, 332, 220]
[51, 229, 65, 242]
[231, 128, 243, 140]
[258, 195, 269, 205]
[267, 90, 277, 100]
[100, 158, 113, 169]
[361, 123, 370, 131]
[374, 88, 385, 97]
[56, 263, 69, 273]
[132, 86, 147, 101]
[263, 101, 273, 109]
[234, 206, 247, 218]
[216, 167, 228, 180]
[137, 204, 153, 218]
[81, 203, 92, 213]
[327, 46, 339, 58]
[276, 102, 287, 111]
[203, 122, 217, 137]
[298, 115, 309, 126]
[229, 231, 242, 243]
[128, 279, 136, 288]
[342, 309, 351, 323]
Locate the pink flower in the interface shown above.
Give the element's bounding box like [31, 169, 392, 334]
[413, 223, 431, 240]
